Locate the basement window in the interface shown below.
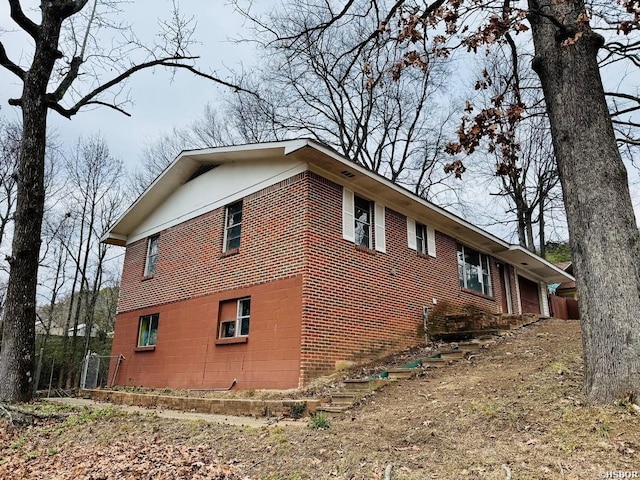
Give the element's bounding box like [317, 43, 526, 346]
[137, 313, 159, 349]
[217, 298, 250, 344]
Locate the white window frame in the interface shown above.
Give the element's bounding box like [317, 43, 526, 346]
[144, 235, 159, 276]
[416, 222, 426, 254]
[219, 298, 251, 339]
[354, 195, 372, 248]
[137, 313, 159, 347]
[342, 188, 385, 252]
[223, 201, 243, 252]
[457, 244, 493, 296]
[407, 218, 436, 257]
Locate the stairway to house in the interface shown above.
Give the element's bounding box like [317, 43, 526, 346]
[315, 336, 498, 418]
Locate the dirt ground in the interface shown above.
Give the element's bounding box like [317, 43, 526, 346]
[1, 318, 639, 479]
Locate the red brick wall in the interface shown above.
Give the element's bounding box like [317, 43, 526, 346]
[112, 173, 308, 389]
[299, 174, 510, 383]
[109, 276, 302, 390]
[117, 173, 307, 314]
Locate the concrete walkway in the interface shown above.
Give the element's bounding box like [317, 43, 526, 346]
[44, 397, 305, 428]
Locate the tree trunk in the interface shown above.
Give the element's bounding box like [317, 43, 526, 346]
[529, 0, 640, 402]
[0, 8, 63, 402]
[0, 90, 48, 402]
[525, 209, 536, 253]
[538, 195, 546, 259]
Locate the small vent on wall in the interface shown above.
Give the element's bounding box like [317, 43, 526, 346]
[340, 170, 356, 178]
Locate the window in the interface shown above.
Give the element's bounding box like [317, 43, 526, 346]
[407, 218, 436, 257]
[415, 222, 426, 254]
[457, 244, 493, 296]
[342, 188, 386, 252]
[138, 313, 159, 347]
[223, 201, 242, 252]
[354, 196, 372, 248]
[144, 236, 159, 276]
[219, 298, 251, 339]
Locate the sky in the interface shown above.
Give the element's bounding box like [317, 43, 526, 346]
[1, 1, 639, 241]
[0, 1, 259, 171]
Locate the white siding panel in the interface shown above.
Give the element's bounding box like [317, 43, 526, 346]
[129, 158, 306, 244]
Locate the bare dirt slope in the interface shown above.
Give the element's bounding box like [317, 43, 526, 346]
[1, 318, 638, 479]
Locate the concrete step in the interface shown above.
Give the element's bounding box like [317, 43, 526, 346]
[330, 393, 358, 406]
[431, 329, 501, 341]
[343, 378, 389, 392]
[439, 349, 466, 360]
[386, 368, 415, 380]
[422, 357, 447, 366]
[456, 342, 482, 351]
[316, 405, 350, 418]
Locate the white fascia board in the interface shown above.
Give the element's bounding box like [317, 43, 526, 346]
[179, 139, 309, 158]
[494, 245, 575, 284]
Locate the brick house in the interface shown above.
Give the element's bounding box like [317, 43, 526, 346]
[103, 139, 573, 390]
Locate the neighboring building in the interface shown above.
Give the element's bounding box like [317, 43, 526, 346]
[102, 140, 573, 390]
[554, 262, 578, 300]
[35, 316, 65, 337]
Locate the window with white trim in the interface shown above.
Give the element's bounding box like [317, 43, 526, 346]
[223, 201, 242, 252]
[407, 217, 436, 257]
[137, 313, 159, 347]
[219, 298, 251, 338]
[416, 222, 426, 254]
[354, 195, 372, 248]
[144, 235, 159, 276]
[342, 188, 386, 252]
[457, 244, 493, 296]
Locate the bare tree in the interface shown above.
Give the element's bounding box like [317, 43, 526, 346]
[0, 0, 251, 401]
[253, 0, 640, 403]
[466, 43, 564, 256]
[0, 118, 20, 261]
[233, 0, 459, 201]
[52, 134, 123, 387]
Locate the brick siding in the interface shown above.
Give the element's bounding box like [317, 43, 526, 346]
[113, 170, 517, 389]
[299, 173, 509, 383]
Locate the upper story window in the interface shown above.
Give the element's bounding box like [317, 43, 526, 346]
[354, 195, 372, 248]
[407, 218, 436, 257]
[223, 201, 243, 252]
[342, 188, 386, 253]
[219, 298, 251, 338]
[457, 244, 493, 296]
[415, 222, 426, 254]
[144, 235, 159, 276]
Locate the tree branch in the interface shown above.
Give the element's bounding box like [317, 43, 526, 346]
[8, 0, 40, 40]
[49, 56, 83, 102]
[55, 0, 91, 20]
[0, 40, 26, 80]
[47, 56, 257, 119]
[49, 99, 132, 118]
